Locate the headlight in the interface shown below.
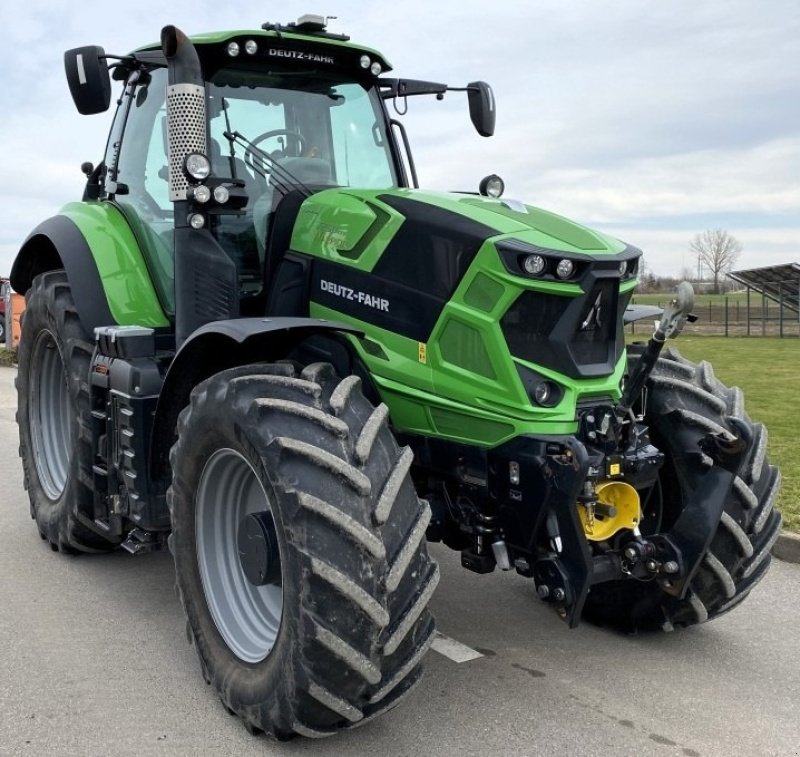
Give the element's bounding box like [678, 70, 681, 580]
[556, 259, 575, 279]
[523, 254, 547, 276]
[531, 379, 562, 407]
[184, 153, 211, 182]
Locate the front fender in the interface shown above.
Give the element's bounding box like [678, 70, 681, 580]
[148, 317, 363, 481]
[10, 205, 170, 335]
[10, 215, 115, 335]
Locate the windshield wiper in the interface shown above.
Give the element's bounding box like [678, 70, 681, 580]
[223, 130, 312, 199]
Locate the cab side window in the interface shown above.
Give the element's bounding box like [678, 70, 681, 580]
[109, 67, 176, 314]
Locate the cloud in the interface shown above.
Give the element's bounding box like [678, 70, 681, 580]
[1, 0, 798, 278]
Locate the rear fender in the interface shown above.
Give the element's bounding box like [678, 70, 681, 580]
[148, 317, 363, 481]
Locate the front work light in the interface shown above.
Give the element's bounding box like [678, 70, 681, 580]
[479, 174, 505, 198]
[184, 153, 211, 182]
[189, 213, 205, 229]
[213, 185, 230, 204]
[191, 185, 211, 203]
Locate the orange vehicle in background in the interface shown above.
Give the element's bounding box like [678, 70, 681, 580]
[1, 278, 24, 349]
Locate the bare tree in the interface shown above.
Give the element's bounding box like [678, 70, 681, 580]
[690, 229, 742, 294]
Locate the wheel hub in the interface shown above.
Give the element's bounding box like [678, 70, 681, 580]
[237, 512, 281, 587]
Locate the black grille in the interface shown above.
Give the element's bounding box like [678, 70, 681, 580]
[570, 280, 616, 365]
[501, 293, 571, 372]
[501, 279, 625, 379]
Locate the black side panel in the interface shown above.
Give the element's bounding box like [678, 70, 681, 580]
[375, 194, 495, 300]
[309, 195, 495, 342]
[10, 215, 115, 333]
[311, 259, 444, 342]
[174, 227, 239, 346]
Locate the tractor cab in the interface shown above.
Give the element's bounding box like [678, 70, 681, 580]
[64, 16, 495, 339]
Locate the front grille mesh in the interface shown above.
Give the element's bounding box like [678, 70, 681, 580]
[501, 292, 571, 371]
[500, 282, 622, 378]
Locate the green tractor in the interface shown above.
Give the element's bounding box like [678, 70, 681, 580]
[11, 16, 781, 739]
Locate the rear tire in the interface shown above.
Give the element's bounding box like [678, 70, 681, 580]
[169, 362, 438, 738]
[582, 346, 781, 632]
[16, 270, 112, 553]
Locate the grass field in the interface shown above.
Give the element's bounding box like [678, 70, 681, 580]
[642, 336, 798, 532]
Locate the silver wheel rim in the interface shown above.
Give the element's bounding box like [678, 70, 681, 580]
[196, 448, 283, 663]
[29, 330, 71, 500]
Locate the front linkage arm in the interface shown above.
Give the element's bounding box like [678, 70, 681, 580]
[617, 281, 695, 418]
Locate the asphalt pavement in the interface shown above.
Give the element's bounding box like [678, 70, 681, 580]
[1, 365, 798, 757]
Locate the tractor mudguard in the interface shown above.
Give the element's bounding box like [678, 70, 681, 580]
[10, 215, 115, 335]
[148, 317, 363, 480]
[11, 208, 170, 333]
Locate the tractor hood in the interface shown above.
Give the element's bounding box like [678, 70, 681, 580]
[290, 187, 636, 264]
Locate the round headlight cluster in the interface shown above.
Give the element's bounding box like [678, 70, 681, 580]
[518, 254, 579, 280]
[227, 41, 240, 57]
[359, 55, 382, 75]
[244, 39, 258, 55]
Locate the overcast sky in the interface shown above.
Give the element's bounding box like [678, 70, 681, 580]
[1, 0, 797, 279]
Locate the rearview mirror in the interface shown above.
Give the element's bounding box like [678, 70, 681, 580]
[467, 81, 496, 137]
[64, 46, 111, 115]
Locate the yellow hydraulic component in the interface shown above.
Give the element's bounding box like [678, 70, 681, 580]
[578, 480, 641, 542]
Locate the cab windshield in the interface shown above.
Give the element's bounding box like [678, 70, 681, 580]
[207, 67, 399, 191]
[205, 67, 399, 298]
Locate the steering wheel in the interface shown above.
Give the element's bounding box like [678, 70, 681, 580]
[244, 129, 307, 176]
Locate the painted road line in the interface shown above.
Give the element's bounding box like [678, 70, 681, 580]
[430, 632, 484, 663]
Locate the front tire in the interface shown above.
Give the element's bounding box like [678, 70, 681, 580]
[583, 346, 781, 632]
[169, 362, 438, 738]
[16, 271, 112, 553]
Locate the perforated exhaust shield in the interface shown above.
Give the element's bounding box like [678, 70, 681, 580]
[167, 83, 207, 201]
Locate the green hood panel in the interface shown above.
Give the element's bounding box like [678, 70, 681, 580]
[292, 188, 626, 265]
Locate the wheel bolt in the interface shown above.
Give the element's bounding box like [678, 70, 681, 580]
[663, 560, 679, 574]
[552, 587, 565, 602]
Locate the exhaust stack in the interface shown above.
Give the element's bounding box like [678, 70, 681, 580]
[161, 25, 238, 346]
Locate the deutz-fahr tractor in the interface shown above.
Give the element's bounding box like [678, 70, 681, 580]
[11, 15, 781, 739]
